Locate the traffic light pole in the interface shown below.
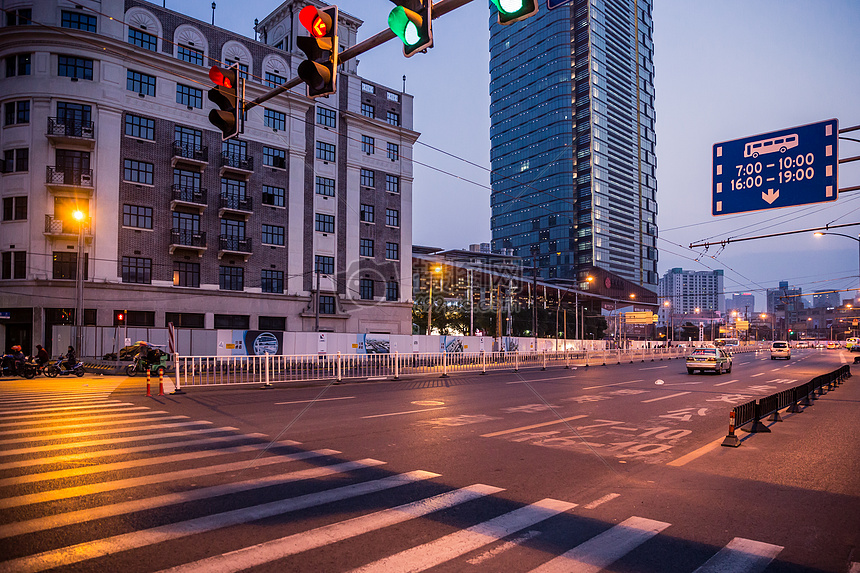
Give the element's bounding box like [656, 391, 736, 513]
[243, 0, 475, 113]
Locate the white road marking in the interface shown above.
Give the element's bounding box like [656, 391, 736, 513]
[481, 415, 588, 438]
[274, 396, 355, 405]
[0, 414, 186, 436]
[583, 380, 643, 390]
[641, 392, 691, 403]
[528, 516, 671, 573]
[638, 366, 668, 370]
[0, 420, 212, 446]
[0, 409, 168, 430]
[715, 379, 739, 386]
[361, 406, 447, 419]
[0, 401, 135, 417]
[692, 537, 783, 573]
[466, 530, 541, 565]
[750, 373, 765, 377]
[0, 406, 151, 426]
[582, 493, 620, 509]
[3, 470, 440, 573]
[667, 436, 725, 467]
[350, 499, 576, 572]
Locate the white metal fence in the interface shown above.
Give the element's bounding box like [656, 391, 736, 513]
[171, 345, 767, 389]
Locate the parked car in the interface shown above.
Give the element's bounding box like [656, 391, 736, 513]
[770, 341, 791, 360]
[686, 347, 733, 374]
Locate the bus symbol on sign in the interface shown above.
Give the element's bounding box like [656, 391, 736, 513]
[712, 119, 839, 216]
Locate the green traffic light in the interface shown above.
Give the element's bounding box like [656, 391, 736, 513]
[389, 6, 421, 46]
[498, 0, 525, 13]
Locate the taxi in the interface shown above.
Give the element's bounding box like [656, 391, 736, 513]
[686, 347, 733, 375]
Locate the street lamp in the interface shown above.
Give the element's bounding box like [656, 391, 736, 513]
[814, 231, 860, 301]
[72, 209, 87, 354]
[663, 300, 672, 345]
[426, 265, 442, 335]
[761, 312, 774, 341]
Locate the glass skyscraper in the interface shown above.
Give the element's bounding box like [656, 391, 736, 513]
[489, 0, 658, 287]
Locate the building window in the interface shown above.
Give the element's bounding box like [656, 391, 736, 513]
[127, 70, 156, 96]
[319, 295, 336, 315]
[165, 312, 205, 328]
[315, 255, 334, 275]
[361, 82, 375, 94]
[359, 238, 374, 258]
[387, 142, 400, 161]
[386, 242, 400, 260]
[385, 174, 400, 194]
[5, 54, 31, 77]
[53, 252, 87, 280]
[386, 280, 399, 301]
[176, 84, 203, 108]
[264, 72, 285, 88]
[386, 111, 400, 126]
[360, 168, 375, 187]
[2, 196, 27, 221]
[261, 269, 284, 294]
[220, 217, 246, 240]
[122, 204, 153, 229]
[214, 314, 250, 329]
[361, 135, 374, 154]
[315, 176, 335, 197]
[259, 315, 285, 330]
[262, 184, 285, 207]
[360, 204, 374, 223]
[261, 224, 285, 246]
[58, 55, 93, 80]
[3, 148, 28, 173]
[361, 103, 375, 118]
[358, 278, 374, 300]
[124, 114, 155, 140]
[121, 256, 151, 284]
[219, 266, 244, 291]
[387, 92, 400, 102]
[177, 45, 204, 65]
[6, 8, 32, 26]
[385, 208, 400, 227]
[221, 177, 247, 199]
[123, 159, 154, 185]
[315, 213, 335, 234]
[4, 101, 29, 125]
[1, 251, 26, 280]
[173, 261, 200, 288]
[263, 146, 286, 169]
[317, 107, 336, 128]
[234, 62, 249, 81]
[128, 27, 157, 51]
[264, 108, 286, 131]
[316, 141, 335, 162]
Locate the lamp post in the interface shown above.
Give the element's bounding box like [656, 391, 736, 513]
[814, 231, 860, 302]
[72, 210, 87, 354]
[426, 265, 441, 336]
[663, 300, 672, 345]
[761, 312, 774, 341]
[694, 307, 701, 342]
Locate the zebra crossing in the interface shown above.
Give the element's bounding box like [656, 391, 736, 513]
[0, 384, 788, 572]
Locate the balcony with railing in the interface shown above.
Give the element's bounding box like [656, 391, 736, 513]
[44, 214, 93, 240]
[218, 235, 252, 260]
[219, 151, 253, 176]
[169, 228, 207, 255]
[46, 166, 94, 193]
[170, 185, 207, 211]
[46, 118, 95, 148]
[171, 141, 209, 167]
[219, 192, 253, 217]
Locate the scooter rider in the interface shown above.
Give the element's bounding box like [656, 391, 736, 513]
[63, 346, 77, 371]
[10, 345, 25, 374]
[35, 345, 50, 367]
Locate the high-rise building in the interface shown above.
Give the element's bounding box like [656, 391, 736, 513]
[488, 0, 658, 287]
[726, 293, 756, 317]
[0, 0, 416, 355]
[657, 268, 725, 325]
[812, 290, 841, 308]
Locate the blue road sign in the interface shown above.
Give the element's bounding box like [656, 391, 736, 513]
[547, 0, 573, 8]
[712, 119, 839, 216]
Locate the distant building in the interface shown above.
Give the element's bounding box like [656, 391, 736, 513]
[726, 293, 756, 317]
[657, 268, 724, 328]
[767, 281, 803, 315]
[812, 290, 841, 308]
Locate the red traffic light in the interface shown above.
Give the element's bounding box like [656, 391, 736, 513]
[209, 65, 233, 89]
[299, 5, 331, 38]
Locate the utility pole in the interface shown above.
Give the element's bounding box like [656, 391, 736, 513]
[531, 247, 538, 348]
[314, 267, 321, 332]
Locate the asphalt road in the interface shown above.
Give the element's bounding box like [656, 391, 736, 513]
[1, 348, 858, 572]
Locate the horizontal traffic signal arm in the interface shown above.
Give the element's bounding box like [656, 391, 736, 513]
[244, 0, 475, 111]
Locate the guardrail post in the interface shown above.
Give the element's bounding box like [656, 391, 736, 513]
[261, 353, 272, 389]
[746, 401, 772, 433]
[393, 351, 400, 380]
[172, 354, 185, 395]
[514, 351, 519, 372]
[542, 350, 546, 371]
[564, 348, 570, 369]
[336, 352, 342, 384]
[441, 351, 449, 378]
[721, 410, 741, 447]
[786, 386, 802, 413]
[480, 350, 486, 375]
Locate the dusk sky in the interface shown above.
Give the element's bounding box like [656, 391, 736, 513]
[172, 0, 860, 310]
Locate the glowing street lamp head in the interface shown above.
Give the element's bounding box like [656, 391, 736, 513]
[72, 210, 84, 221]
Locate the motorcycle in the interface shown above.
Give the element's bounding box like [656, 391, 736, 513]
[44, 357, 85, 378]
[125, 348, 170, 377]
[1, 354, 35, 379]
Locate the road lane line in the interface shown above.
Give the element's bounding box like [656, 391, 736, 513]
[481, 415, 588, 438]
[750, 373, 765, 377]
[641, 392, 690, 403]
[361, 406, 447, 419]
[667, 436, 725, 467]
[351, 499, 577, 572]
[582, 493, 620, 509]
[466, 530, 541, 565]
[528, 516, 671, 573]
[0, 458, 386, 539]
[692, 537, 783, 573]
[715, 379, 739, 386]
[275, 396, 355, 405]
[4, 469, 438, 573]
[638, 366, 668, 370]
[583, 380, 642, 390]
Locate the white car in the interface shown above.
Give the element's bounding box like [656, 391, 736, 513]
[770, 341, 791, 360]
[686, 347, 733, 374]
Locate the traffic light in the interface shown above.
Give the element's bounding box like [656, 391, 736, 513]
[297, 5, 339, 98]
[388, 1, 433, 57]
[115, 311, 126, 325]
[207, 64, 241, 140]
[490, 0, 538, 25]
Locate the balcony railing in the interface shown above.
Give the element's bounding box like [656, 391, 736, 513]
[220, 152, 253, 171]
[47, 117, 94, 139]
[173, 141, 208, 163]
[219, 235, 252, 254]
[46, 166, 94, 187]
[45, 214, 92, 237]
[170, 228, 207, 248]
[171, 185, 207, 206]
[219, 192, 253, 213]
